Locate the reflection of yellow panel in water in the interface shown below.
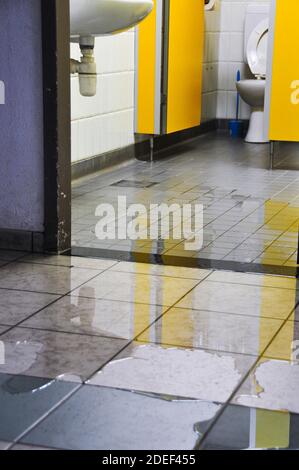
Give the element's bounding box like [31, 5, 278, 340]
[256, 221, 297, 448]
[269, 0, 299, 141]
[134, 261, 152, 341]
[262, 202, 297, 347]
[136, 0, 157, 134]
[261, 201, 299, 265]
[256, 409, 290, 450]
[166, 0, 204, 134]
[256, 198, 297, 448]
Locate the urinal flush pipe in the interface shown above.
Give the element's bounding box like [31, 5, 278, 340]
[71, 36, 97, 97]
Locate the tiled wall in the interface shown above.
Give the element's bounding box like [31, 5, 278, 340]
[216, 0, 270, 120]
[71, 0, 270, 162]
[71, 31, 135, 163]
[202, 1, 220, 122]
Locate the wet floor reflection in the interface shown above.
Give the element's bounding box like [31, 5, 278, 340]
[0, 327, 128, 382]
[21, 385, 222, 450]
[233, 359, 299, 415]
[72, 133, 299, 272]
[22, 294, 167, 340]
[199, 404, 299, 450]
[88, 343, 256, 403]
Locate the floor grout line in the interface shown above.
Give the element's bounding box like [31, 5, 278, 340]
[10, 273, 212, 448]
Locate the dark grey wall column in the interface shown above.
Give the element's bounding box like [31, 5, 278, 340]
[42, 0, 71, 253]
[0, 0, 71, 253]
[0, 0, 44, 249]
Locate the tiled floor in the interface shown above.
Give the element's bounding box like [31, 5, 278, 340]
[72, 132, 299, 273]
[0, 252, 298, 450]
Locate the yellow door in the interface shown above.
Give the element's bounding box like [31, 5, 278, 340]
[268, 0, 299, 141]
[166, 0, 205, 134]
[135, 0, 205, 135]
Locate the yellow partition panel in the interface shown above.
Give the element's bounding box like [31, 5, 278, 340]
[268, 0, 299, 141]
[135, 0, 158, 135]
[166, 0, 204, 134]
[255, 410, 290, 450]
[254, 255, 297, 449]
[135, 0, 205, 136]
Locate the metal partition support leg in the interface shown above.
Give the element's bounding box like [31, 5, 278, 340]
[270, 141, 275, 170]
[150, 136, 154, 163]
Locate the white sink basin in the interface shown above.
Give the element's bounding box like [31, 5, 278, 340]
[70, 0, 154, 38]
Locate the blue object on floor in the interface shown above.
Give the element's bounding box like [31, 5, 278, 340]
[229, 120, 244, 138]
[229, 70, 244, 138]
[236, 70, 241, 120]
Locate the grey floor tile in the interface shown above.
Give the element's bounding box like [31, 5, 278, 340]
[199, 404, 299, 450]
[88, 342, 256, 403]
[177, 280, 298, 320]
[22, 385, 223, 450]
[0, 289, 60, 326]
[0, 327, 128, 381]
[0, 326, 9, 334]
[12, 444, 56, 450]
[207, 270, 299, 290]
[0, 441, 11, 450]
[254, 257, 290, 266]
[0, 373, 77, 442]
[137, 308, 283, 356]
[0, 263, 103, 295]
[22, 296, 167, 340]
[263, 319, 299, 361]
[223, 253, 259, 263]
[21, 255, 117, 271]
[70, 133, 299, 270]
[110, 261, 212, 280]
[71, 270, 200, 307]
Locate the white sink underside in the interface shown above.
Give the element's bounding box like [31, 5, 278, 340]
[70, 0, 153, 38]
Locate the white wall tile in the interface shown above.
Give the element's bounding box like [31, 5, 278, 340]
[71, 121, 79, 163]
[71, 31, 135, 162]
[217, 91, 228, 119]
[218, 32, 230, 62]
[215, 0, 270, 119]
[229, 32, 244, 62]
[218, 62, 228, 90]
[202, 2, 220, 122]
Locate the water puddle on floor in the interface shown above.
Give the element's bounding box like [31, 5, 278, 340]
[234, 359, 299, 414]
[88, 343, 254, 403]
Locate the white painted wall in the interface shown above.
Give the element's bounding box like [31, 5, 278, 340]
[202, 1, 220, 121]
